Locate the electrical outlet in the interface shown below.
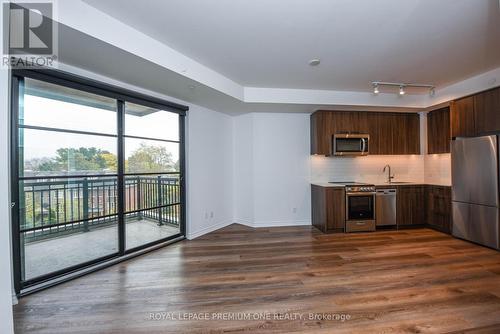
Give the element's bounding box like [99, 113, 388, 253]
[292, 207, 297, 214]
[210, 211, 214, 219]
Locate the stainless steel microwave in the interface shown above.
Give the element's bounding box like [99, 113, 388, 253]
[333, 134, 370, 156]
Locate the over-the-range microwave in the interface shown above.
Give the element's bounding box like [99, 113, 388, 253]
[333, 133, 370, 156]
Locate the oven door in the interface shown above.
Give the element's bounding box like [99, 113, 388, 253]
[346, 192, 375, 221]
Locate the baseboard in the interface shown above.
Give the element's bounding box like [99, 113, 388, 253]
[186, 220, 233, 240]
[237, 219, 311, 228]
[231, 218, 249, 226]
[12, 293, 18, 305]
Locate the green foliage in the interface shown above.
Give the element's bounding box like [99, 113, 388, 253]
[55, 147, 112, 171]
[26, 147, 117, 172]
[128, 143, 176, 173]
[25, 143, 178, 173]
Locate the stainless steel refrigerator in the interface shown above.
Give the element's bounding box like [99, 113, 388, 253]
[451, 135, 500, 249]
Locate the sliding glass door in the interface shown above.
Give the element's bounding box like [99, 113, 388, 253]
[11, 70, 186, 292]
[124, 102, 181, 250]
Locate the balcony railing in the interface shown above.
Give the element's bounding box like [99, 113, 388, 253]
[20, 176, 181, 242]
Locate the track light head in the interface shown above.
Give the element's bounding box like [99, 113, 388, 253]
[372, 81, 433, 96]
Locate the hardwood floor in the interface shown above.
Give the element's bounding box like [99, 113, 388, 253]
[13, 224, 500, 333]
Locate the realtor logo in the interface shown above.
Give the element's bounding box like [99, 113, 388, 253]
[2, 1, 58, 68]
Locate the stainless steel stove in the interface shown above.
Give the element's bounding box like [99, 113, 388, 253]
[329, 181, 376, 193]
[329, 181, 376, 232]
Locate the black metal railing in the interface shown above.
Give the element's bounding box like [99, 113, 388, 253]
[20, 175, 180, 242]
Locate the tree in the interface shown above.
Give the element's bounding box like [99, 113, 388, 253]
[55, 147, 115, 171]
[25, 157, 59, 172]
[100, 152, 118, 172]
[127, 143, 176, 173]
[25, 147, 117, 173]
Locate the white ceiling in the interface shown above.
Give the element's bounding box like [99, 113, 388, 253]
[59, 23, 426, 114]
[82, 0, 500, 92]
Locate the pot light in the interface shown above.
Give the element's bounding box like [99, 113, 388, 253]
[309, 59, 321, 66]
[399, 85, 405, 95]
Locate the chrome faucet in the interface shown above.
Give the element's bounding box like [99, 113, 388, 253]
[383, 164, 395, 183]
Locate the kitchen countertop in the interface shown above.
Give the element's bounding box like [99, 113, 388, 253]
[311, 182, 346, 188]
[312, 182, 451, 188]
[374, 182, 451, 187]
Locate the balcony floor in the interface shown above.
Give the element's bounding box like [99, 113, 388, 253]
[23, 219, 180, 280]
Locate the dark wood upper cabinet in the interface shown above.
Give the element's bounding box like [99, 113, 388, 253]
[403, 113, 420, 154]
[376, 112, 394, 155]
[367, 113, 381, 155]
[391, 114, 407, 155]
[450, 96, 475, 138]
[474, 87, 500, 135]
[427, 107, 450, 154]
[310, 111, 420, 155]
[332, 111, 360, 133]
[310, 111, 331, 155]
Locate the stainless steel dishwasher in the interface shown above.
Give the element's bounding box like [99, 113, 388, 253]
[376, 188, 397, 227]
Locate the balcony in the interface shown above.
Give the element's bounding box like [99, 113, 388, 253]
[20, 176, 181, 280]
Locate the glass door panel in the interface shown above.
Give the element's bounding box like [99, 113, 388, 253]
[18, 78, 119, 282]
[20, 176, 119, 280]
[124, 102, 181, 250]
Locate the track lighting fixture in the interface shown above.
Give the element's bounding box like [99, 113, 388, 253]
[371, 81, 435, 96]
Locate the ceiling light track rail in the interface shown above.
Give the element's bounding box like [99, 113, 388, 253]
[371, 81, 435, 96]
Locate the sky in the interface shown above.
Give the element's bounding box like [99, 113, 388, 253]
[22, 94, 180, 163]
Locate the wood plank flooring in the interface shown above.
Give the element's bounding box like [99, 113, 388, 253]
[13, 224, 500, 333]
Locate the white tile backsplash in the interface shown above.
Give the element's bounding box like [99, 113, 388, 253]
[424, 153, 451, 185]
[311, 153, 451, 186]
[311, 155, 425, 184]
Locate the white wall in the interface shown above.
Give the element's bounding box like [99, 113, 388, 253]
[186, 106, 234, 239]
[232, 113, 254, 225]
[233, 113, 311, 227]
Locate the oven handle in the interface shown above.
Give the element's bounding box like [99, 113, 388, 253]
[346, 192, 376, 196]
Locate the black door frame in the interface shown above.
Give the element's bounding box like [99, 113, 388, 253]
[10, 68, 188, 294]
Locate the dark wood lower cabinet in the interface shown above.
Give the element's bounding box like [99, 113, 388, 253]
[311, 185, 345, 233]
[426, 185, 451, 234]
[312, 184, 451, 234]
[396, 185, 451, 232]
[396, 186, 426, 227]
